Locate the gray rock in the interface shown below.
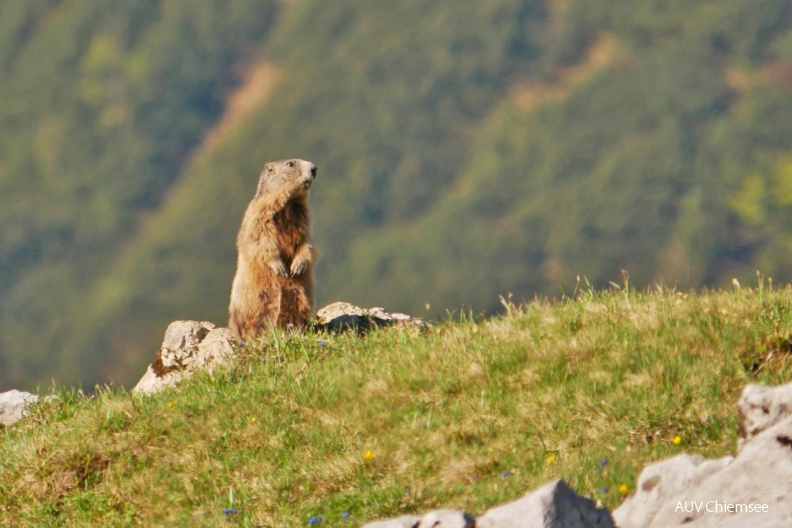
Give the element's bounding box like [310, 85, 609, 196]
[416, 510, 475, 527]
[0, 389, 39, 426]
[611, 454, 733, 528]
[613, 417, 792, 527]
[316, 302, 369, 330]
[361, 381, 792, 528]
[315, 302, 430, 332]
[133, 321, 236, 395]
[738, 382, 792, 446]
[477, 479, 614, 528]
[361, 515, 421, 528]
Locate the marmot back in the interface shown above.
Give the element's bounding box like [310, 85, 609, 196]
[228, 159, 317, 342]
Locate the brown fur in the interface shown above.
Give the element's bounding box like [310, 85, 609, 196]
[228, 159, 317, 342]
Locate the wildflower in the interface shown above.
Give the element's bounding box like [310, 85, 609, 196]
[599, 459, 608, 467]
[167, 401, 175, 408]
[363, 450, 374, 461]
[223, 508, 237, 515]
[317, 340, 327, 348]
[545, 454, 556, 465]
[673, 435, 682, 446]
[250, 417, 257, 424]
[500, 471, 513, 478]
[618, 483, 629, 495]
[308, 516, 323, 524]
[732, 278, 740, 288]
[341, 512, 350, 519]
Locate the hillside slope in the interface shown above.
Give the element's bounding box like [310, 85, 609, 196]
[2, 287, 791, 525]
[4, 0, 792, 389]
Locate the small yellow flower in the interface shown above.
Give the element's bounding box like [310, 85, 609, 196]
[732, 278, 741, 288]
[250, 417, 257, 424]
[545, 454, 556, 465]
[673, 435, 681, 446]
[167, 401, 175, 408]
[618, 483, 629, 495]
[363, 449, 374, 461]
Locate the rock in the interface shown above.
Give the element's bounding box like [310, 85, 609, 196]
[613, 417, 792, 527]
[361, 515, 421, 528]
[477, 479, 614, 528]
[315, 302, 369, 330]
[0, 389, 39, 426]
[133, 321, 236, 395]
[738, 383, 792, 446]
[362, 512, 474, 528]
[610, 454, 733, 528]
[416, 510, 475, 527]
[360, 381, 792, 528]
[362, 480, 611, 528]
[315, 302, 430, 332]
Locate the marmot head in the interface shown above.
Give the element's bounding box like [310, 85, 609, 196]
[254, 159, 317, 201]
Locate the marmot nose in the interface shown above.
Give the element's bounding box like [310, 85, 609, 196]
[310, 164, 317, 179]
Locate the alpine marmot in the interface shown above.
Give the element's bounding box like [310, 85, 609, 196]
[228, 159, 317, 341]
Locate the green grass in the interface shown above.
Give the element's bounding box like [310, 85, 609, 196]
[3, 283, 792, 526]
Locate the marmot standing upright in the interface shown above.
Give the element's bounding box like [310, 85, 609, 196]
[229, 159, 317, 342]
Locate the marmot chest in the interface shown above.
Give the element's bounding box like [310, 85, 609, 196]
[270, 203, 308, 260]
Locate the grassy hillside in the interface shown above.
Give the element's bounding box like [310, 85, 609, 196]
[2, 286, 792, 526]
[4, 0, 792, 390]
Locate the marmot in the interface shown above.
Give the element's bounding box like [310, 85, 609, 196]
[228, 159, 317, 342]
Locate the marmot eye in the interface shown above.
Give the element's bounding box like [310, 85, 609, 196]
[286, 161, 294, 167]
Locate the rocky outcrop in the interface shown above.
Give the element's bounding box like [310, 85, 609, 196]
[0, 390, 39, 426]
[133, 321, 236, 395]
[315, 302, 430, 332]
[610, 455, 734, 527]
[362, 510, 475, 528]
[737, 382, 792, 446]
[613, 382, 792, 528]
[362, 516, 421, 528]
[362, 480, 613, 528]
[478, 480, 614, 528]
[362, 382, 792, 528]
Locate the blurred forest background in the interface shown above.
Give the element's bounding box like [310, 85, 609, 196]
[3, 0, 792, 390]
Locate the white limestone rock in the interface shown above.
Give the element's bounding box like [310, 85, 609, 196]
[0, 389, 39, 426]
[133, 320, 236, 395]
[416, 510, 475, 527]
[613, 417, 792, 527]
[315, 302, 430, 332]
[611, 454, 733, 528]
[738, 382, 792, 446]
[361, 515, 421, 528]
[362, 511, 474, 528]
[477, 479, 614, 528]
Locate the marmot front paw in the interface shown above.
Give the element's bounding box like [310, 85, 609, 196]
[290, 259, 308, 277]
[269, 259, 289, 277]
